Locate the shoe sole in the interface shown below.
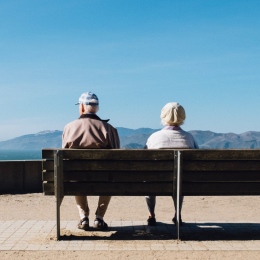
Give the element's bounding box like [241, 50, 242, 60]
[93, 222, 108, 230]
[78, 223, 89, 230]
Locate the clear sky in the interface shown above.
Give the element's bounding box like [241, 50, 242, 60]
[1, 0, 260, 141]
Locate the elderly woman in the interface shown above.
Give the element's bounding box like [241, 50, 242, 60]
[145, 102, 198, 226]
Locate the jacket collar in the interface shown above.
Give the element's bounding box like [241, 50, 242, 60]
[79, 113, 110, 122]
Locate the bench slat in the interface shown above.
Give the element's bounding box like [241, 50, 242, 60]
[182, 182, 260, 196]
[43, 182, 173, 196]
[42, 160, 174, 171]
[182, 149, 260, 160]
[183, 171, 260, 182]
[43, 171, 173, 182]
[42, 149, 176, 160]
[183, 160, 260, 171]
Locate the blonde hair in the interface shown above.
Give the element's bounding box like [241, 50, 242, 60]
[160, 102, 186, 126]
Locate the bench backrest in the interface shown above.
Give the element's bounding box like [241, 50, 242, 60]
[42, 149, 260, 197]
[180, 150, 260, 196]
[42, 149, 177, 196]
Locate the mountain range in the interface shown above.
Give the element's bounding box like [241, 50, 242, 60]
[0, 127, 260, 150]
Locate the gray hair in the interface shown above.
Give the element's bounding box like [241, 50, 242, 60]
[84, 104, 99, 114]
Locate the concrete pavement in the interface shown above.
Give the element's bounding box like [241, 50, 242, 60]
[1, 220, 260, 251]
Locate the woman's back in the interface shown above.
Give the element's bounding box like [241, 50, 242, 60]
[146, 126, 198, 149]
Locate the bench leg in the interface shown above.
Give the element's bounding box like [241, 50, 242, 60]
[54, 150, 64, 240]
[56, 194, 64, 240]
[176, 151, 182, 241]
[56, 198, 61, 240]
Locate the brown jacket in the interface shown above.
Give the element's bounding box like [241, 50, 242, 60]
[62, 114, 120, 149]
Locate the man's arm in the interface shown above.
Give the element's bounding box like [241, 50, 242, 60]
[108, 126, 120, 149]
[62, 126, 71, 148]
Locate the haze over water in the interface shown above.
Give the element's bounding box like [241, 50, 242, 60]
[0, 150, 41, 161]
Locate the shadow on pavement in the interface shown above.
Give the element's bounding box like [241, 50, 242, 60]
[57, 222, 260, 241]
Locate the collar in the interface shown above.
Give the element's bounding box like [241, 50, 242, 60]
[163, 126, 182, 130]
[79, 113, 110, 122]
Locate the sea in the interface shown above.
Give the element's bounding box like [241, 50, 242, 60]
[0, 150, 42, 160]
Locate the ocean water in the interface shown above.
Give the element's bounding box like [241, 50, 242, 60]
[0, 150, 42, 160]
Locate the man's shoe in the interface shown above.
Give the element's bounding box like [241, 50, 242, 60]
[93, 218, 108, 230]
[147, 217, 156, 226]
[78, 217, 89, 230]
[172, 215, 183, 226]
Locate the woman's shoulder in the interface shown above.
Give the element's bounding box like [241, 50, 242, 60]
[148, 129, 166, 138]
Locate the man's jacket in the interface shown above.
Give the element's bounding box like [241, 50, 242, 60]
[62, 114, 120, 149]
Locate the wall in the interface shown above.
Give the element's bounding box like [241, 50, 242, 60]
[0, 161, 42, 194]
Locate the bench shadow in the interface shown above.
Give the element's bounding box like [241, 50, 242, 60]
[58, 222, 260, 241]
[180, 222, 260, 241]
[60, 222, 176, 241]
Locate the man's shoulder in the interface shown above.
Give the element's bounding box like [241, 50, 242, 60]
[64, 118, 81, 129]
[104, 122, 119, 134]
[105, 121, 117, 128]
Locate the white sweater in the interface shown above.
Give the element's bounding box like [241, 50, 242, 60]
[146, 127, 198, 149]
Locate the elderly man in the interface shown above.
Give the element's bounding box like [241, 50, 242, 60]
[62, 91, 120, 230]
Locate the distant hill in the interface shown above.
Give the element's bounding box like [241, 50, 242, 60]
[190, 130, 260, 149]
[0, 130, 62, 150]
[0, 128, 260, 150]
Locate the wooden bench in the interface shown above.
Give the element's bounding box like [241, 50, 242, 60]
[42, 148, 260, 240]
[42, 148, 179, 240]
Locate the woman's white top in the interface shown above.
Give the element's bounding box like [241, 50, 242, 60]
[146, 126, 198, 149]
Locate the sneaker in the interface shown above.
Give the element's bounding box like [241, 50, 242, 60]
[172, 215, 183, 226]
[93, 218, 108, 230]
[147, 217, 156, 226]
[78, 217, 89, 230]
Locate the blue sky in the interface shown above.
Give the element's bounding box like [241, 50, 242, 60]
[1, 0, 260, 141]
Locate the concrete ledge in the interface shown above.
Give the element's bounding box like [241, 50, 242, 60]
[0, 160, 42, 194]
